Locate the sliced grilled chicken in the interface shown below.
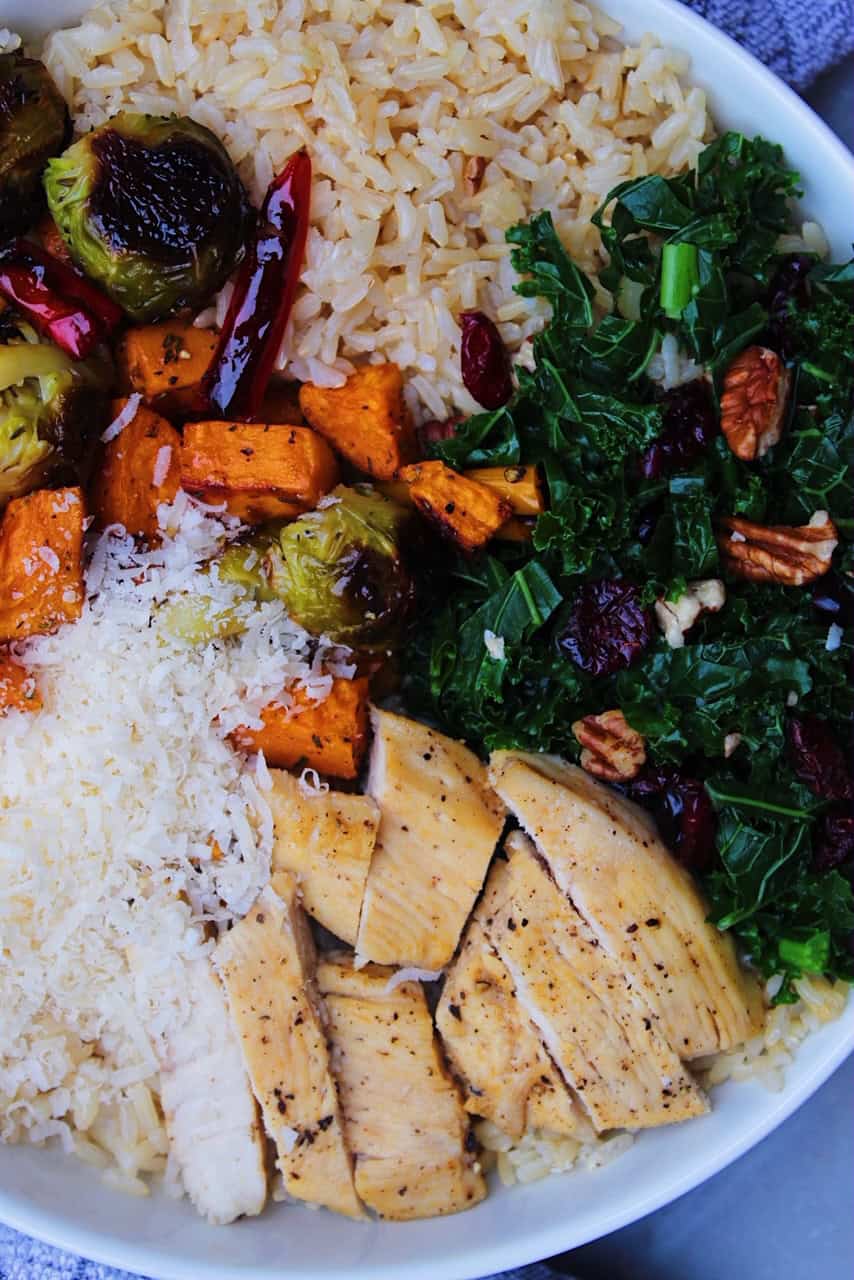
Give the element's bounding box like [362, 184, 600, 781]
[154, 955, 267, 1225]
[485, 833, 708, 1132]
[214, 872, 362, 1219]
[268, 768, 379, 945]
[436, 919, 592, 1143]
[318, 954, 486, 1220]
[489, 752, 763, 1058]
[355, 709, 506, 970]
[527, 1064, 591, 1136]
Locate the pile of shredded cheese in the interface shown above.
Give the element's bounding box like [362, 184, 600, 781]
[0, 494, 351, 1183]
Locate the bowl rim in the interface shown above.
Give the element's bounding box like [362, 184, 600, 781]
[2, 0, 853, 1276]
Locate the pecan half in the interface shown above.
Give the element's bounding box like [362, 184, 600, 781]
[572, 709, 646, 782]
[463, 155, 486, 197]
[718, 510, 838, 585]
[720, 345, 791, 461]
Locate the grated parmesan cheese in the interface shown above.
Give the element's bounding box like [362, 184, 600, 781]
[101, 393, 142, 443]
[152, 445, 173, 489]
[0, 495, 346, 1185]
[298, 767, 329, 795]
[36, 546, 61, 572]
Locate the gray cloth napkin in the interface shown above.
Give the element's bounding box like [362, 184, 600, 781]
[2, 2, 852, 1280]
[688, 0, 854, 90]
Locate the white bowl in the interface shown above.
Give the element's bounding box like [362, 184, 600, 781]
[2, 2, 853, 1277]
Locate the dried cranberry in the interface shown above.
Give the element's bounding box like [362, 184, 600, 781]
[459, 310, 513, 410]
[557, 579, 653, 676]
[767, 254, 813, 358]
[417, 415, 463, 454]
[640, 380, 718, 480]
[787, 715, 852, 802]
[813, 812, 854, 874]
[628, 767, 717, 872]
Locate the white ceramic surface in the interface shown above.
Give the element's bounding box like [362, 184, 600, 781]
[1, 2, 853, 1277]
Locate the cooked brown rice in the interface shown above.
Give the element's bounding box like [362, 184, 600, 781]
[44, 0, 710, 419]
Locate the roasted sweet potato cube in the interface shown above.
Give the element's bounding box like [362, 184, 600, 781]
[0, 487, 85, 641]
[231, 677, 369, 780]
[0, 653, 41, 715]
[117, 323, 218, 418]
[466, 465, 545, 516]
[299, 365, 415, 480]
[180, 422, 339, 525]
[376, 477, 534, 543]
[91, 399, 181, 543]
[398, 460, 511, 551]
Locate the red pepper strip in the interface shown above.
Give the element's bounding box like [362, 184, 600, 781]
[203, 150, 312, 420]
[0, 258, 98, 358]
[23, 242, 124, 333]
[459, 310, 513, 410]
[0, 240, 123, 360]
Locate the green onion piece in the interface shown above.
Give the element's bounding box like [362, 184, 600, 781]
[778, 931, 831, 974]
[660, 242, 699, 320]
[800, 360, 835, 384]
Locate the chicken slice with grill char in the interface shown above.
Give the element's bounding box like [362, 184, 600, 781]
[318, 955, 486, 1220]
[436, 918, 592, 1143]
[482, 832, 709, 1132]
[355, 708, 505, 970]
[214, 872, 363, 1219]
[268, 768, 379, 946]
[489, 752, 763, 1058]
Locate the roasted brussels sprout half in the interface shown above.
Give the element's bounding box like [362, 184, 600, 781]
[220, 486, 414, 646]
[159, 592, 251, 645]
[45, 113, 250, 323]
[0, 315, 107, 508]
[0, 52, 70, 239]
[217, 537, 278, 604]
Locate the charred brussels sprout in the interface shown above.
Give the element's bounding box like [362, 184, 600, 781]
[44, 113, 249, 323]
[0, 52, 70, 239]
[220, 486, 414, 646]
[217, 537, 278, 604]
[159, 592, 252, 645]
[0, 315, 107, 508]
